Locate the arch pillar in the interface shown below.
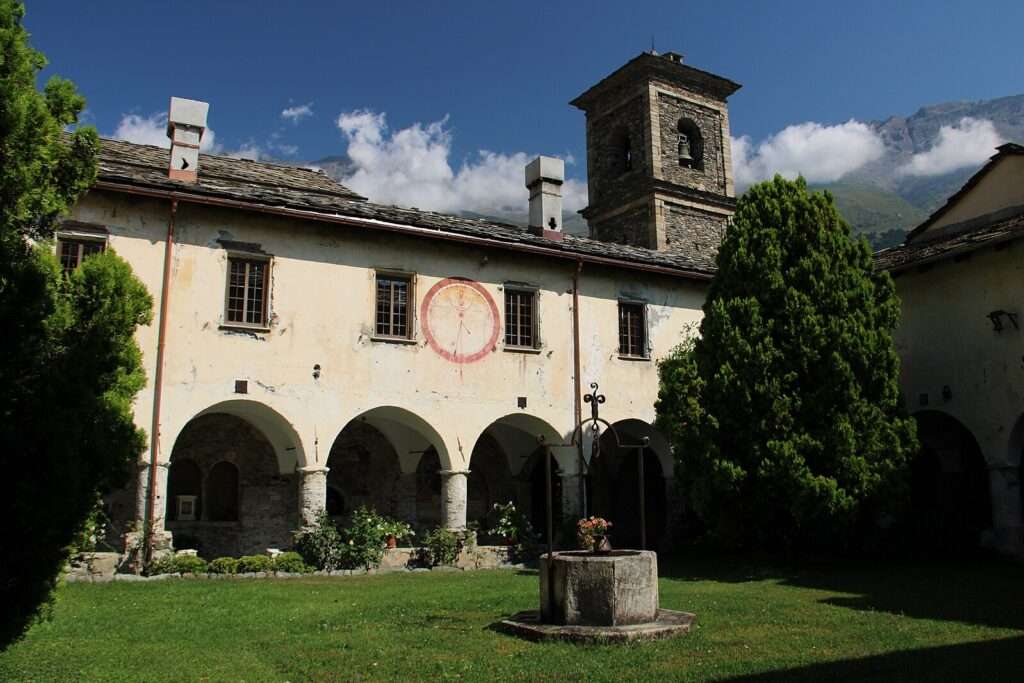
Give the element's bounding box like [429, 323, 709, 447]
[440, 469, 470, 530]
[129, 460, 172, 553]
[551, 445, 583, 523]
[987, 464, 1023, 556]
[298, 465, 330, 527]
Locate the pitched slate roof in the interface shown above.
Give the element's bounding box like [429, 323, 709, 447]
[905, 143, 1024, 240]
[874, 208, 1024, 272]
[93, 137, 718, 278]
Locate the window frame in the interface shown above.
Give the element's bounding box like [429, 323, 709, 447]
[373, 270, 416, 342]
[503, 285, 540, 352]
[55, 232, 107, 274]
[617, 299, 650, 360]
[222, 253, 272, 331]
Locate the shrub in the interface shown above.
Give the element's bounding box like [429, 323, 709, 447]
[272, 552, 309, 574]
[490, 502, 536, 547]
[237, 555, 273, 573]
[146, 553, 207, 575]
[173, 555, 208, 574]
[423, 527, 461, 566]
[208, 557, 239, 575]
[146, 555, 177, 576]
[337, 506, 395, 569]
[294, 510, 345, 570]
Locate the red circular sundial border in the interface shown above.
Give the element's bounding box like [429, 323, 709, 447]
[420, 277, 501, 364]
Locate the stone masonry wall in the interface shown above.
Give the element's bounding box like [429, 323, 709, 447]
[586, 94, 647, 208]
[657, 92, 726, 196]
[591, 203, 656, 250]
[167, 413, 298, 558]
[662, 203, 727, 260]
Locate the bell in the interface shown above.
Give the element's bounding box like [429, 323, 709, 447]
[678, 133, 692, 163]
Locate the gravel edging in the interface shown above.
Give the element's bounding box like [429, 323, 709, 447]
[67, 563, 532, 584]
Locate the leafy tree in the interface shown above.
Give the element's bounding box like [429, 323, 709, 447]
[656, 176, 916, 552]
[1, 1, 152, 649]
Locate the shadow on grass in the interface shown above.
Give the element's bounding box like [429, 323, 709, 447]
[718, 635, 1024, 682]
[660, 551, 1024, 631]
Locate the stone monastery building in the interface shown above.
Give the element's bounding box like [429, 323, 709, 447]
[62, 52, 741, 558]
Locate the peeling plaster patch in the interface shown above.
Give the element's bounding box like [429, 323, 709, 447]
[220, 327, 266, 341]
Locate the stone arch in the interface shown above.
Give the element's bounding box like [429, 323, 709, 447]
[167, 410, 299, 557]
[189, 399, 306, 474]
[589, 419, 671, 551]
[912, 410, 992, 552]
[677, 118, 704, 170]
[467, 414, 563, 541]
[328, 406, 452, 533]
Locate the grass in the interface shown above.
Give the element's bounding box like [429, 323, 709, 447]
[1, 555, 1022, 682]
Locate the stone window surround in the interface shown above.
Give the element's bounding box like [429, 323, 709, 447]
[221, 251, 272, 332]
[371, 268, 417, 344]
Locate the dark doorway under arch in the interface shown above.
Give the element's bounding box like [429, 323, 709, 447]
[912, 411, 992, 553]
[589, 433, 667, 551]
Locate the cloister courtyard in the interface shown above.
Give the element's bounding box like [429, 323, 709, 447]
[2, 555, 1021, 682]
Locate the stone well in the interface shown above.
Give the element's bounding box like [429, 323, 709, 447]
[540, 550, 658, 626]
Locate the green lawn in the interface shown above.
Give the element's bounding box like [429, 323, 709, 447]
[2, 556, 1022, 682]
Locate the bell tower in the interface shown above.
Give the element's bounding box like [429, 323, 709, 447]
[571, 52, 741, 257]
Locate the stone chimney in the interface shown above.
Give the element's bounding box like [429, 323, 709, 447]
[525, 156, 564, 241]
[166, 97, 209, 183]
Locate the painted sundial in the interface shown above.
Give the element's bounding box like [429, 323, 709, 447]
[421, 277, 500, 364]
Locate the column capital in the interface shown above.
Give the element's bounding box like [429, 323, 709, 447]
[439, 469, 471, 477]
[297, 465, 330, 475]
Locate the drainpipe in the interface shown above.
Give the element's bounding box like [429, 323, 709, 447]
[143, 198, 177, 564]
[572, 258, 585, 516]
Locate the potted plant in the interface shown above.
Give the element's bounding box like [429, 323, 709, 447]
[577, 516, 613, 553]
[382, 519, 414, 549]
[491, 501, 531, 546]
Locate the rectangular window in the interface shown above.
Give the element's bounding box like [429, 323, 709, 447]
[57, 237, 105, 274]
[618, 302, 647, 358]
[505, 289, 537, 348]
[375, 274, 411, 338]
[226, 257, 269, 327]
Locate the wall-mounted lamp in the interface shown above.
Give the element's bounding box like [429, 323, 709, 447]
[312, 363, 321, 380]
[987, 309, 1018, 332]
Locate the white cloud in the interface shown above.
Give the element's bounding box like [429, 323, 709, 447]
[335, 109, 587, 217]
[281, 103, 313, 124]
[113, 112, 220, 153]
[731, 120, 885, 189]
[228, 143, 264, 161]
[898, 117, 1002, 177]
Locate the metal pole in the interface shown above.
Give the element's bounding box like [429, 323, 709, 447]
[637, 443, 646, 551]
[545, 444, 554, 559]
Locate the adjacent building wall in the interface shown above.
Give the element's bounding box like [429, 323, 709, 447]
[893, 242, 1024, 553]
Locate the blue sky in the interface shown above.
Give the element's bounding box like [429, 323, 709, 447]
[25, 1, 1024, 214]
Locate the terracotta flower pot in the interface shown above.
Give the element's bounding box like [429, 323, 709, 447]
[386, 535, 397, 549]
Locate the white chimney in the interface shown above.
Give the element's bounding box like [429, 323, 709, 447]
[525, 156, 564, 240]
[166, 97, 209, 183]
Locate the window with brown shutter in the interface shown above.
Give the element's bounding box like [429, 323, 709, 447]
[618, 301, 647, 358]
[57, 237, 105, 274]
[225, 257, 270, 327]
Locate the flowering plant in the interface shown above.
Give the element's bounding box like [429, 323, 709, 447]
[491, 501, 534, 545]
[576, 516, 612, 551]
[382, 519, 415, 542]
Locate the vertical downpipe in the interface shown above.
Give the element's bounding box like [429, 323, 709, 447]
[572, 259, 585, 516]
[144, 198, 177, 563]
